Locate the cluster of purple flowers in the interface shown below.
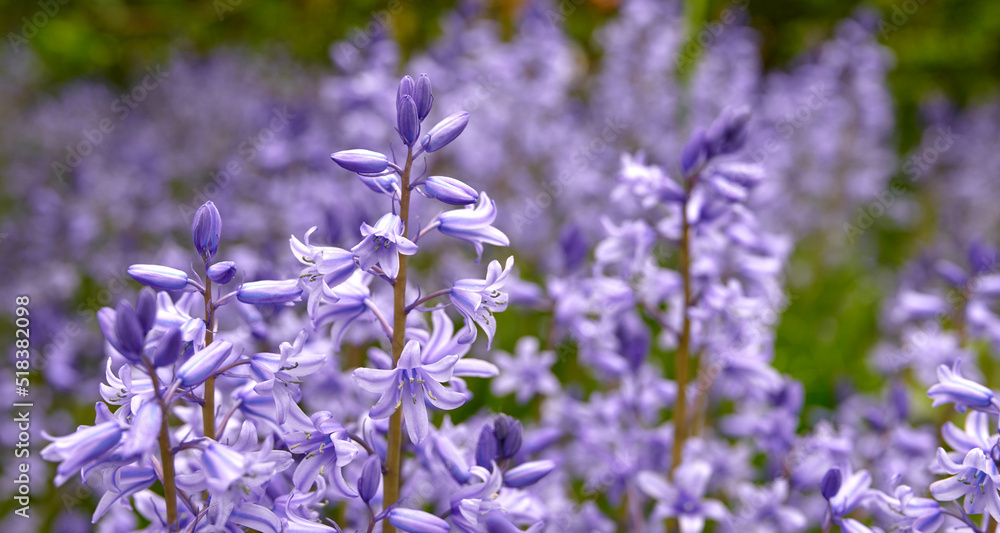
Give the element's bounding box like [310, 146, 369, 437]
[6, 0, 1000, 532]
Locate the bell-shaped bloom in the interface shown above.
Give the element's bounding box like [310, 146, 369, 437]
[121, 401, 162, 458]
[422, 175, 478, 206]
[152, 327, 183, 367]
[92, 465, 158, 523]
[434, 434, 472, 483]
[931, 447, 1000, 520]
[388, 508, 450, 533]
[928, 361, 996, 412]
[503, 459, 556, 488]
[351, 213, 418, 280]
[237, 279, 303, 305]
[827, 468, 872, 521]
[450, 256, 514, 348]
[492, 414, 522, 460]
[357, 171, 402, 195]
[437, 193, 509, 262]
[176, 340, 234, 387]
[207, 261, 237, 284]
[310, 271, 374, 347]
[284, 411, 360, 496]
[353, 340, 466, 443]
[41, 420, 124, 486]
[476, 425, 498, 469]
[413, 73, 433, 120]
[636, 461, 728, 533]
[357, 454, 382, 503]
[192, 201, 222, 261]
[421, 112, 469, 153]
[331, 149, 390, 175]
[397, 95, 420, 146]
[291, 227, 356, 290]
[128, 264, 191, 292]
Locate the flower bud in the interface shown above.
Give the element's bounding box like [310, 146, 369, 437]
[114, 300, 145, 362]
[476, 425, 498, 468]
[413, 74, 433, 120]
[680, 127, 707, 176]
[423, 175, 478, 205]
[128, 264, 190, 292]
[434, 435, 471, 483]
[135, 287, 157, 334]
[493, 414, 522, 460]
[192, 201, 222, 261]
[153, 327, 183, 367]
[503, 459, 556, 488]
[207, 261, 237, 284]
[820, 467, 842, 500]
[387, 508, 450, 533]
[357, 454, 382, 503]
[422, 112, 469, 153]
[357, 171, 401, 195]
[396, 75, 415, 106]
[705, 107, 751, 157]
[177, 340, 234, 387]
[331, 149, 390, 174]
[237, 280, 302, 305]
[397, 95, 420, 146]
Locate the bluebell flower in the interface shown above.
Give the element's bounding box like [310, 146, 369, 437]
[113, 300, 146, 363]
[357, 454, 382, 503]
[827, 468, 873, 525]
[421, 175, 479, 205]
[128, 264, 191, 292]
[176, 340, 234, 388]
[414, 73, 433, 120]
[353, 340, 466, 443]
[331, 149, 390, 174]
[237, 279, 303, 305]
[120, 401, 162, 459]
[503, 459, 556, 488]
[397, 95, 420, 146]
[41, 420, 124, 486]
[434, 434, 472, 483]
[680, 128, 708, 176]
[928, 361, 996, 412]
[450, 256, 514, 348]
[192, 201, 222, 262]
[704, 106, 751, 157]
[420, 111, 469, 153]
[92, 465, 158, 523]
[352, 213, 418, 280]
[387, 508, 450, 533]
[931, 447, 1000, 519]
[207, 261, 237, 284]
[284, 411, 360, 496]
[437, 193, 509, 261]
[309, 271, 374, 347]
[636, 461, 728, 533]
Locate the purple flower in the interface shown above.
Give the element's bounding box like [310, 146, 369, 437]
[331, 149, 390, 174]
[353, 340, 466, 443]
[421, 175, 479, 206]
[420, 111, 469, 153]
[128, 264, 191, 292]
[636, 462, 728, 533]
[192, 201, 222, 262]
[41, 420, 123, 486]
[207, 261, 237, 284]
[397, 94, 420, 146]
[352, 213, 418, 279]
[503, 459, 556, 488]
[284, 412, 360, 495]
[176, 340, 234, 387]
[450, 256, 514, 347]
[928, 361, 996, 412]
[930, 447, 1000, 520]
[414, 73, 433, 120]
[437, 193, 509, 261]
[491, 337, 559, 404]
[237, 279, 303, 305]
[357, 454, 381, 503]
[388, 508, 450, 533]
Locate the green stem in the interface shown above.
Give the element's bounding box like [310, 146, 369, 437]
[671, 198, 692, 476]
[143, 358, 177, 529]
[383, 147, 414, 533]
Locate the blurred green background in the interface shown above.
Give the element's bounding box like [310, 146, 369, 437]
[4, 0, 997, 410]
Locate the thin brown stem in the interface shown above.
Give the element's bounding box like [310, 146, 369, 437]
[671, 183, 693, 478]
[143, 359, 178, 529]
[202, 277, 216, 441]
[383, 147, 414, 533]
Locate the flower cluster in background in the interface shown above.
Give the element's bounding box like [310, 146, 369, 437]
[2, 0, 1000, 531]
